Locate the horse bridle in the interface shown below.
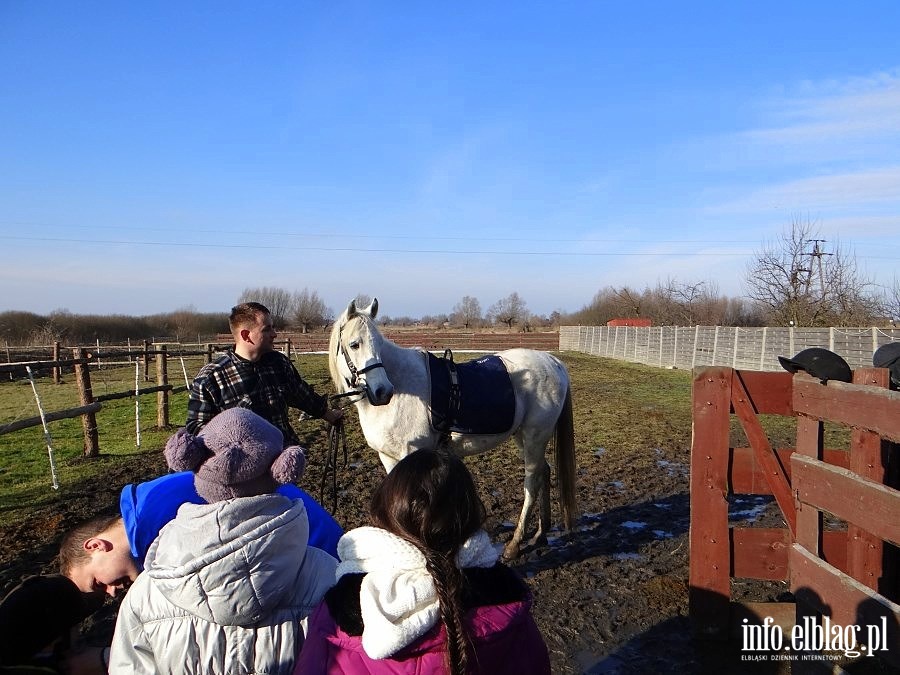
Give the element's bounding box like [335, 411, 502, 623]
[335, 321, 386, 400]
[321, 318, 388, 515]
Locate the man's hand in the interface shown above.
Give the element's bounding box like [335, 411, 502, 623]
[323, 408, 344, 425]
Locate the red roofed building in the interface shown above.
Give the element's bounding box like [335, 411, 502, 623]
[606, 318, 652, 327]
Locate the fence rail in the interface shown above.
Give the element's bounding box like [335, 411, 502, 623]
[0, 347, 183, 450]
[560, 325, 900, 371]
[1, 332, 562, 452]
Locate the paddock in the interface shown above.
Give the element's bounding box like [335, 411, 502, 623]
[2, 348, 898, 672]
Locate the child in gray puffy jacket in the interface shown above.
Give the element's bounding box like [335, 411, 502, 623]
[109, 408, 337, 674]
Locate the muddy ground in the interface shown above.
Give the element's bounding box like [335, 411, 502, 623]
[0, 408, 893, 673]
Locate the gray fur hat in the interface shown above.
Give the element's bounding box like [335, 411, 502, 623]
[164, 408, 306, 503]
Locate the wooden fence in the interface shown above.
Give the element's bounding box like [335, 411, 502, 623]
[560, 325, 900, 371]
[4, 332, 562, 380]
[225, 330, 561, 353]
[1, 340, 220, 382]
[0, 346, 199, 453]
[1, 332, 562, 453]
[689, 366, 899, 667]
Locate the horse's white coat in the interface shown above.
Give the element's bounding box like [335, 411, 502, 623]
[329, 298, 577, 558]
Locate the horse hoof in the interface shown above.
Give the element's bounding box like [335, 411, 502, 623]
[526, 533, 548, 549]
[502, 542, 521, 561]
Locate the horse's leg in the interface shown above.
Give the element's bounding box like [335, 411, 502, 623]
[378, 452, 400, 473]
[503, 433, 551, 560]
[529, 459, 551, 548]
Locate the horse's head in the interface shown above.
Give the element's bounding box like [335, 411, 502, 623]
[328, 297, 394, 406]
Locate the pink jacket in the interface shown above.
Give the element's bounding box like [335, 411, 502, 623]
[294, 593, 550, 674]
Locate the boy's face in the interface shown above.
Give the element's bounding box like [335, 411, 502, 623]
[67, 544, 139, 597]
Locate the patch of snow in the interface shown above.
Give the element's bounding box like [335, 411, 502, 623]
[620, 521, 647, 530]
[613, 553, 642, 561]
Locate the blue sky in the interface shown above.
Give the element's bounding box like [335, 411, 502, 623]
[2, 2, 899, 319]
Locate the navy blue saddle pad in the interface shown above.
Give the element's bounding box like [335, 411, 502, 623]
[427, 353, 516, 435]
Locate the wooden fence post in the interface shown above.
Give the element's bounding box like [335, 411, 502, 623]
[73, 348, 100, 457]
[206, 343, 214, 364]
[156, 345, 169, 428]
[689, 367, 733, 638]
[53, 341, 61, 384]
[847, 368, 892, 596]
[143, 340, 151, 382]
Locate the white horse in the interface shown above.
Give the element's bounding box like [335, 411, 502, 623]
[328, 297, 577, 559]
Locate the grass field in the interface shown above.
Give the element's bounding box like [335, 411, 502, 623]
[0, 353, 339, 525]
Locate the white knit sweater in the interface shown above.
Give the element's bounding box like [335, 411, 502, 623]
[335, 526, 499, 659]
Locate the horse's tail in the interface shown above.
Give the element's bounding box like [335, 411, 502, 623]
[554, 385, 577, 531]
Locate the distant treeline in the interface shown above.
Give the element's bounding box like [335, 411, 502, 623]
[0, 309, 229, 346]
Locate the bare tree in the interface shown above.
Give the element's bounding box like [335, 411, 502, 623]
[420, 313, 450, 327]
[0, 311, 45, 343]
[170, 304, 201, 341]
[292, 288, 329, 333]
[721, 297, 767, 327]
[654, 278, 726, 326]
[611, 286, 645, 317]
[744, 218, 880, 327]
[882, 277, 900, 325]
[451, 296, 482, 328]
[488, 292, 527, 329]
[567, 286, 647, 325]
[27, 323, 66, 347]
[570, 282, 765, 327]
[238, 287, 293, 328]
[520, 310, 535, 332]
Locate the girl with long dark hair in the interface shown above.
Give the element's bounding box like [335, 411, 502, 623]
[295, 449, 550, 674]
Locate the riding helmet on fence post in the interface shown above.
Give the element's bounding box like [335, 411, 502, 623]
[873, 341, 900, 388]
[777, 347, 852, 384]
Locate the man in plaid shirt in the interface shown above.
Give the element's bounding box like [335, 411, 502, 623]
[187, 302, 343, 445]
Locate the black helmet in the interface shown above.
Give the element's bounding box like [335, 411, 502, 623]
[873, 341, 900, 387]
[778, 348, 852, 384]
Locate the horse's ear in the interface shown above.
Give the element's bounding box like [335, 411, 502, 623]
[347, 298, 357, 317]
[370, 298, 379, 319]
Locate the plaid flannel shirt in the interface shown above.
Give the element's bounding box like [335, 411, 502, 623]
[186, 350, 327, 446]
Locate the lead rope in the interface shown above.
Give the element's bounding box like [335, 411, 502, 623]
[321, 411, 349, 514]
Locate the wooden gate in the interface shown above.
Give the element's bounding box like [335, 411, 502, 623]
[689, 366, 899, 666]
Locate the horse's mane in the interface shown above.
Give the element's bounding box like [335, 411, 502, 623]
[327, 307, 350, 393]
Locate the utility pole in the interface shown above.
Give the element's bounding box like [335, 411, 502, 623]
[806, 239, 833, 299]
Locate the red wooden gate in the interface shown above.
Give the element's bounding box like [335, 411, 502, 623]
[689, 366, 899, 666]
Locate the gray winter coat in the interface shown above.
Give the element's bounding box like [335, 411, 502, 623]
[109, 494, 337, 674]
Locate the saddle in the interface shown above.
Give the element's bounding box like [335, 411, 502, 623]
[427, 350, 516, 438]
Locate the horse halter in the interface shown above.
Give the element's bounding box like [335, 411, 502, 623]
[336, 322, 386, 395]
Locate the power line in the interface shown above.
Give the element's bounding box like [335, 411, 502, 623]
[2, 232, 897, 261]
[0, 222, 762, 245]
[0, 234, 759, 257]
[2, 223, 897, 261]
